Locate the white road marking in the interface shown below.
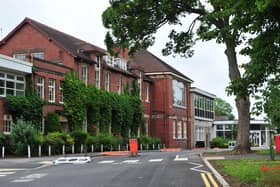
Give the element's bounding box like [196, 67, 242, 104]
[122, 160, 139, 164]
[149, 159, 163, 162]
[0, 168, 25, 177]
[189, 162, 209, 173]
[174, 155, 188, 161]
[11, 173, 48, 183]
[98, 160, 115, 164]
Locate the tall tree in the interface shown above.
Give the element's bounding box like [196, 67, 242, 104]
[215, 98, 235, 120]
[103, 0, 251, 153]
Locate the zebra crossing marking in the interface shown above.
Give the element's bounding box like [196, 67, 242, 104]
[149, 159, 163, 162]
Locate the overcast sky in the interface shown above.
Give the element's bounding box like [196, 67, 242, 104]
[0, 0, 255, 117]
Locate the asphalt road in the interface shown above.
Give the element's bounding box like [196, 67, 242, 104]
[0, 150, 219, 187]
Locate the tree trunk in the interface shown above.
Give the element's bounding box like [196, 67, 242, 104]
[225, 41, 251, 154]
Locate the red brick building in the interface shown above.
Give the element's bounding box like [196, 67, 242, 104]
[0, 18, 192, 148]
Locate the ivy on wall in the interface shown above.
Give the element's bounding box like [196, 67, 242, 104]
[6, 90, 45, 128]
[62, 72, 143, 138]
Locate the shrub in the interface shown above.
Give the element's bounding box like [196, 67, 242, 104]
[45, 112, 61, 133]
[10, 119, 38, 155]
[71, 130, 88, 145]
[210, 136, 229, 148]
[86, 136, 98, 146]
[0, 133, 9, 146]
[45, 132, 67, 154]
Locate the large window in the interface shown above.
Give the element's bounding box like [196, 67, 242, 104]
[3, 114, 12, 134]
[0, 72, 25, 97]
[196, 127, 205, 141]
[37, 77, 44, 99]
[105, 72, 110, 91]
[95, 56, 101, 89]
[183, 122, 187, 139]
[48, 79, 55, 103]
[215, 124, 234, 139]
[194, 95, 214, 119]
[81, 65, 88, 85]
[172, 79, 185, 107]
[13, 53, 26, 61]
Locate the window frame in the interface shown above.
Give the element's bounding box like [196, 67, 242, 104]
[81, 65, 88, 85]
[37, 77, 45, 99]
[172, 79, 186, 107]
[0, 71, 25, 97]
[48, 78, 56, 103]
[3, 114, 13, 134]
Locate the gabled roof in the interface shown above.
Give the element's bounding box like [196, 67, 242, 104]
[131, 50, 193, 82]
[0, 17, 106, 63]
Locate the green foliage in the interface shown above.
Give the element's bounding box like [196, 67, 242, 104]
[210, 137, 229, 148]
[138, 136, 161, 146]
[215, 98, 235, 120]
[213, 159, 280, 186]
[62, 72, 88, 131]
[0, 133, 9, 146]
[70, 130, 88, 145]
[10, 119, 38, 155]
[63, 72, 143, 138]
[6, 92, 44, 128]
[45, 112, 61, 133]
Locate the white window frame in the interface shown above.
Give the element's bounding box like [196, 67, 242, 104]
[48, 79, 56, 103]
[3, 114, 13, 134]
[145, 83, 149, 102]
[37, 77, 44, 99]
[13, 53, 26, 61]
[172, 79, 186, 107]
[183, 121, 187, 139]
[177, 121, 182, 139]
[59, 80, 64, 104]
[117, 75, 122, 94]
[81, 65, 88, 85]
[31, 52, 45, 59]
[0, 72, 25, 97]
[105, 71, 110, 91]
[173, 120, 176, 139]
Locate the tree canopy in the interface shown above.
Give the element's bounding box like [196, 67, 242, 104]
[215, 98, 235, 120]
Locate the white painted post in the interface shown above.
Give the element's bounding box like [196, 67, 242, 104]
[140, 144, 143, 151]
[91, 144, 94, 153]
[48, 145, 51, 157]
[101, 144, 103, 152]
[72, 144, 75, 154]
[2, 146, 5, 159]
[158, 144, 160, 150]
[110, 145, 113, 151]
[118, 144, 120, 151]
[38, 145, 41, 157]
[62, 144, 65, 155]
[28, 145, 31, 158]
[146, 144, 149, 150]
[126, 144, 128, 151]
[153, 144, 155, 150]
[81, 144, 84, 153]
[163, 144, 166, 149]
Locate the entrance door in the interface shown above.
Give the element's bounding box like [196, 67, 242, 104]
[249, 131, 261, 147]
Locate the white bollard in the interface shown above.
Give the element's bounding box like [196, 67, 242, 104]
[2, 146, 5, 159]
[146, 144, 149, 150]
[91, 144, 94, 153]
[72, 144, 75, 154]
[163, 144, 166, 149]
[28, 145, 31, 158]
[101, 144, 103, 152]
[118, 144, 121, 151]
[38, 145, 41, 157]
[81, 144, 84, 153]
[158, 144, 160, 150]
[140, 144, 143, 151]
[153, 144, 155, 150]
[126, 144, 128, 151]
[62, 144, 65, 155]
[48, 145, 51, 157]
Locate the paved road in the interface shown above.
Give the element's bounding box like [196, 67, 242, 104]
[0, 150, 219, 187]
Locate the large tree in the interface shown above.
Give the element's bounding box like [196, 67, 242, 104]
[102, 0, 251, 153]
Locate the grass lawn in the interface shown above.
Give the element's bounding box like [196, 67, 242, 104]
[211, 159, 280, 187]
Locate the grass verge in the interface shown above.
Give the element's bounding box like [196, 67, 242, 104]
[211, 159, 280, 187]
